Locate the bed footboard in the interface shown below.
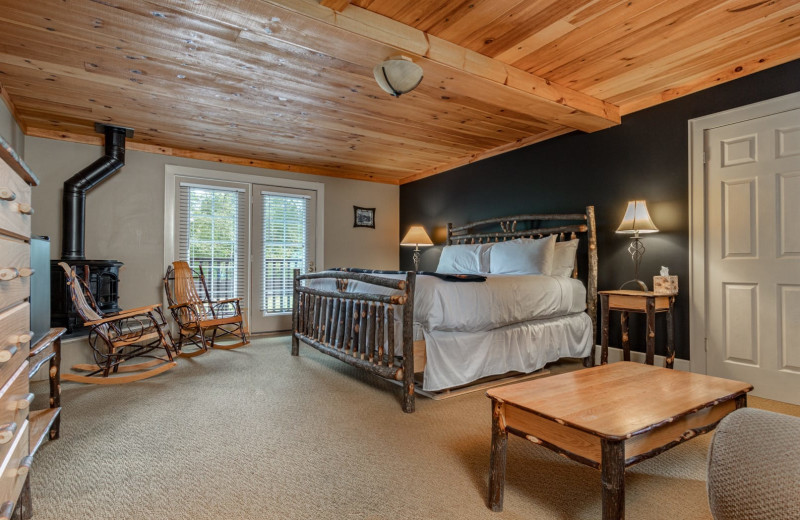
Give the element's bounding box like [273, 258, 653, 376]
[291, 269, 417, 413]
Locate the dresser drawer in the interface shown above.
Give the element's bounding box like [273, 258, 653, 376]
[0, 362, 29, 471]
[0, 304, 30, 384]
[0, 419, 29, 512]
[0, 236, 30, 313]
[0, 161, 32, 240]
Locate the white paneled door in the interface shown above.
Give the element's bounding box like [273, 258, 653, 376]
[706, 108, 800, 404]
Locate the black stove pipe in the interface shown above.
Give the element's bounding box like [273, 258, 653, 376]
[61, 123, 134, 261]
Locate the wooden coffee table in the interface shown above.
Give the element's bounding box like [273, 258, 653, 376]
[486, 362, 752, 519]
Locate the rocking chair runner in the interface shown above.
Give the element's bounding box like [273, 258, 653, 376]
[163, 261, 249, 355]
[58, 262, 177, 384]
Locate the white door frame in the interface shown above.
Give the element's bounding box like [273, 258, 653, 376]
[163, 165, 325, 329]
[688, 91, 800, 374]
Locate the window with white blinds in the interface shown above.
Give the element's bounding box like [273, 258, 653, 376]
[177, 183, 248, 303]
[260, 191, 311, 314]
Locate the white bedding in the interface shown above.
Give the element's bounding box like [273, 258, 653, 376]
[421, 313, 593, 391]
[302, 271, 593, 391]
[308, 272, 586, 332]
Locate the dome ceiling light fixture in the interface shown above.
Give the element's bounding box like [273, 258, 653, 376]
[373, 55, 423, 97]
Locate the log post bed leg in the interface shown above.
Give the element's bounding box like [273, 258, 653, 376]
[584, 205, 598, 368]
[401, 271, 416, 413]
[292, 269, 300, 356]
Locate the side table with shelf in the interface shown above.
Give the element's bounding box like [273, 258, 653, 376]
[12, 328, 64, 520]
[599, 290, 675, 368]
[28, 328, 64, 451]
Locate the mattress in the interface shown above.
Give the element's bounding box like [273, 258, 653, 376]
[308, 272, 587, 332]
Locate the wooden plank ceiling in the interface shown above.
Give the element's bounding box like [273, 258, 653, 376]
[0, 0, 797, 184]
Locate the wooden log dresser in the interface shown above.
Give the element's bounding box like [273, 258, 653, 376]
[0, 134, 62, 519]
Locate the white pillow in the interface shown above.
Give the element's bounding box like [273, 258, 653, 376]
[436, 243, 492, 274]
[552, 239, 579, 277]
[489, 235, 556, 275]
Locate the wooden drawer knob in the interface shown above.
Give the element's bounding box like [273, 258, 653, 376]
[15, 456, 33, 477]
[0, 268, 32, 280]
[0, 422, 17, 445]
[0, 188, 15, 201]
[15, 393, 34, 410]
[0, 346, 17, 363]
[16, 203, 33, 215]
[9, 331, 32, 344]
[0, 268, 18, 281]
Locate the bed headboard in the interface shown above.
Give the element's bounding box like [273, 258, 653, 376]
[446, 206, 598, 348]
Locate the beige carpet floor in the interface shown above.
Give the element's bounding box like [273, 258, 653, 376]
[30, 336, 800, 520]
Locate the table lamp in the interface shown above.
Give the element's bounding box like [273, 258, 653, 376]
[616, 200, 658, 290]
[400, 226, 433, 271]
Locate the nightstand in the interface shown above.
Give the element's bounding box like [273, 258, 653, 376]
[599, 290, 675, 368]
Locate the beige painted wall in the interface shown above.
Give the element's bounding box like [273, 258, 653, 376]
[25, 137, 399, 311]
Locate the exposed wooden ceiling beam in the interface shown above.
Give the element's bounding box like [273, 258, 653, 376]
[279, 0, 620, 132]
[319, 0, 351, 13]
[173, 0, 620, 133]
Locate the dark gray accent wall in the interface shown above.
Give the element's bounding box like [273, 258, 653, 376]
[399, 59, 800, 361]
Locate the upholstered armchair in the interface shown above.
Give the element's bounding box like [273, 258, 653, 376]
[707, 407, 800, 520]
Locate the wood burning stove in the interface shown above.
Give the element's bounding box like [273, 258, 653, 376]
[50, 260, 123, 335]
[50, 123, 133, 336]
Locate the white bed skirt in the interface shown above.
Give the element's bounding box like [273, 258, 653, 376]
[420, 312, 593, 391]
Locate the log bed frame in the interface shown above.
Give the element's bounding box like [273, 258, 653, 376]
[291, 206, 598, 413]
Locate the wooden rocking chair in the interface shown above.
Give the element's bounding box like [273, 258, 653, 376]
[58, 262, 177, 384]
[163, 261, 249, 356]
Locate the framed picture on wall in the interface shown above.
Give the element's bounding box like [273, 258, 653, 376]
[353, 206, 375, 228]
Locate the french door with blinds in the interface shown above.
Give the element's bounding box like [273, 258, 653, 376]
[175, 177, 316, 333]
[251, 184, 316, 332]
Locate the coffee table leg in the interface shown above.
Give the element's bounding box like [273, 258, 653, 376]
[488, 400, 507, 512]
[601, 439, 625, 520]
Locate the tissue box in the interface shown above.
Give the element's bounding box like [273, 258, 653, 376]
[653, 275, 678, 295]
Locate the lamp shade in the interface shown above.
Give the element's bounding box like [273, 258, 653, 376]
[373, 56, 423, 97]
[400, 226, 433, 247]
[616, 200, 659, 234]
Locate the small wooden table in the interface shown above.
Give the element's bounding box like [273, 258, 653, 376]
[599, 290, 676, 368]
[28, 327, 65, 449]
[486, 362, 752, 520]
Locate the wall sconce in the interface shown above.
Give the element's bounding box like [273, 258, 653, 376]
[373, 56, 423, 97]
[400, 226, 433, 271]
[616, 200, 659, 290]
